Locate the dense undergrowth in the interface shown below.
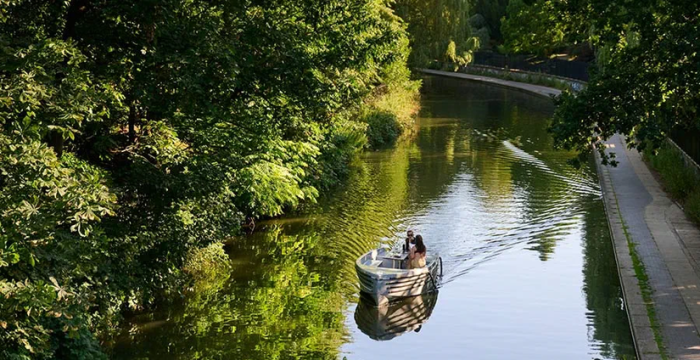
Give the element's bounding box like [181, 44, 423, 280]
[362, 63, 421, 148]
[645, 143, 700, 225]
[0, 1, 418, 358]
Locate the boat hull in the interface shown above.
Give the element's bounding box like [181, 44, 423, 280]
[355, 249, 441, 305]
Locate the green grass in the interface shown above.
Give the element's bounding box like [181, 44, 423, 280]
[612, 184, 669, 359]
[626, 231, 668, 360]
[360, 73, 421, 148]
[645, 142, 700, 225]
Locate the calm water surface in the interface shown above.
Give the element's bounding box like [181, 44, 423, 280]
[113, 77, 636, 360]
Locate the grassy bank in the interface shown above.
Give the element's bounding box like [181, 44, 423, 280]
[645, 142, 700, 225]
[361, 67, 421, 148]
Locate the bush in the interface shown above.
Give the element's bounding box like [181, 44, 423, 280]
[473, 27, 491, 49]
[364, 110, 402, 148]
[314, 120, 368, 190]
[647, 144, 699, 199]
[687, 189, 700, 225]
[646, 143, 700, 225]
[360, 46, 421, 149]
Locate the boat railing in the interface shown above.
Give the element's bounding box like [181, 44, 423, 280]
[428, 256, 443, 290]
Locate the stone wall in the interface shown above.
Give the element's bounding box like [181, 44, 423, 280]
[459, 64, 586, 92]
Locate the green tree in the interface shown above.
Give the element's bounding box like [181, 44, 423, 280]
[545, 0, 700, 165]
[393, 0, 479, 66]
[0, 0, 417, 357]
[473, 0, 509, 43]
[500, 0, 574, 56]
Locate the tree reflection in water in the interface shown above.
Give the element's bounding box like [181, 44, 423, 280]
[113, 227, 348, 360]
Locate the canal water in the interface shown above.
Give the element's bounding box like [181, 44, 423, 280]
[113, 76, 636, 360]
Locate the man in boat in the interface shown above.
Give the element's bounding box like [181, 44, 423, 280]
[404, 230, 415, 253]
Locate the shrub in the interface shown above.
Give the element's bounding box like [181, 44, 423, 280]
[687, 189, 700, 225]
[314, 120, 368, 190]
[646, 142, 700, 225]
[360, 50, 421, 149]
[473, 27, 491, 49]
[364, 110, 402, 148]
[647, 144, 699, 199]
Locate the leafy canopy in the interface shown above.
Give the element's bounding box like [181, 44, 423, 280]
[500, 0, 700, 165]
[0, 0, 416, 358]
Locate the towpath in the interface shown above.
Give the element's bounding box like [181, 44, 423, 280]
[599, 135, 700, 360]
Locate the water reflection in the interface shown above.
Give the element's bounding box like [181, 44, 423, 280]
[355, 293, 439, 341]
[581, 195, 637, 358]
[112, 227, 348, 360]
[113, 76, 636, 360]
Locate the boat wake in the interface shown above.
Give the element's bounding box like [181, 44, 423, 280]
[405, 141, 602, 286]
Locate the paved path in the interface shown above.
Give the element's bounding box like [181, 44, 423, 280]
[420, 68, 700, 359]
[600, 135, 700, 360]
[418, 69, 562, 98]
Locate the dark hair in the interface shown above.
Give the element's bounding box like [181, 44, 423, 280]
[414, 235, 426, 253]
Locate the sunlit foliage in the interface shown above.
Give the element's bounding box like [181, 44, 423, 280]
[501, 0, 572, 56]
[393, 0, 480, 66]
[499, 0, 700, 166]
[0, 0, 416, 357]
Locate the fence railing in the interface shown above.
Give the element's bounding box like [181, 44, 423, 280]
[671, 128, 700, 166]
[472, 52, 591, 82]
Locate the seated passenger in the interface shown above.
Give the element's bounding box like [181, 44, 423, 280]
[409, 235, 427, 269]
[404, 230, 415, 253]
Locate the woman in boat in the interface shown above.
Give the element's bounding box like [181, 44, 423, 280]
[408, 235, 427, 269]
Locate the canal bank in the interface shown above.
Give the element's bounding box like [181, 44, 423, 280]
[419, 69, 562, 98]
[419, 69, 700, 360]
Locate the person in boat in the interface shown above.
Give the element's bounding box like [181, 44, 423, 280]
[408, 235, 427, 269]
[404, 230, 415, 253]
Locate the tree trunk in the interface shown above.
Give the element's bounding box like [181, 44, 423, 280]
[49, 0, 90, 156]
[62, 0, 90, 41]
[49, 131, 64, 158]
[129, 103, 136, 143]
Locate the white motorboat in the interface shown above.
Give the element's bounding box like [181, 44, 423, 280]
[355, 248, 442, 305]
